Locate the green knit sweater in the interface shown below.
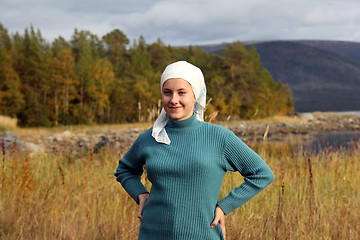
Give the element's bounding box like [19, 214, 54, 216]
[114, 114, 274, 240]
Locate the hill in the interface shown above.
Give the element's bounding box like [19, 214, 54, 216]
[298, 40, 360, 62]
[199, 40, 360, 112]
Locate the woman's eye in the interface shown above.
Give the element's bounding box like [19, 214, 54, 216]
[179, 91, 186, 95]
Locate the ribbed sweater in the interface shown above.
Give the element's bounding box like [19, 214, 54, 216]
[114, 114, 274, 240]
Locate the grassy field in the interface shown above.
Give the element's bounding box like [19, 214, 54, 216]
[1, 134, 359, 239]
[0, 116, 17, 132]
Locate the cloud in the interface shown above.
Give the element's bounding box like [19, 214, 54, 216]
[1, 0, 360, 45]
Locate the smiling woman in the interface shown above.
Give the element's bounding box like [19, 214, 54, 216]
[114, 61, 274, 240]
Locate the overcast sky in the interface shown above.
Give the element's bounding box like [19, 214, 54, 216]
[1, 0, 360, 46]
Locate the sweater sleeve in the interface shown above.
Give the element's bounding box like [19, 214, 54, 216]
[114, 134, 149, 204]
[217, 131, 274, 215]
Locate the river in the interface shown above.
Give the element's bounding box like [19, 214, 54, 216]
[289, 131, 360, 154]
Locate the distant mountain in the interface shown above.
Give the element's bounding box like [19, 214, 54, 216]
[198, 40, 360, 112]
[298, 40, 360, 62]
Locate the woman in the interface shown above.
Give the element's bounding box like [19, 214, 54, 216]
[114, 61, 274, 239]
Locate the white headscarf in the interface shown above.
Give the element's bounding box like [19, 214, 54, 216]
[151, 61, 206, 145]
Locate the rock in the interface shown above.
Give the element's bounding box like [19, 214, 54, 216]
[24, 142, 45, 155]
[300, 113, 314, 121]
[93, 136, 110, 153]
[62, 130, 73, 138]
[2, 113, 358, 156]
[53, 135, 63, 142]
[0, 132, 44, 156]
[3, 131, 19, 140]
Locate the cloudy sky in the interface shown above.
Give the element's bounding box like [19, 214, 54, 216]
[1, 0, 360, 46]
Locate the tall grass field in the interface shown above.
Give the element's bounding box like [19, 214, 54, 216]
[0, 116, 17, 131]
[1, 136, 359, 239]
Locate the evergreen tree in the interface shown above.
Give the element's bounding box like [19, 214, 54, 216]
[0, 25, 24, 117]
[118, 36, 157, 122]
[0, 23, 294, 126]
[17, 26, 51, 126]
[71, 29, 96, 124]
[148, 38, 173, 72]
[102, 29, 129, 77]
[222, 41, 249, 118]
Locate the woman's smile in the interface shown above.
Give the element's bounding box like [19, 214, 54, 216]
[169, 106, 181, 110]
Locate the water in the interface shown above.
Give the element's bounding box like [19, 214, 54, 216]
[292, 111, 360, 153]
[293, 131, 360, 154]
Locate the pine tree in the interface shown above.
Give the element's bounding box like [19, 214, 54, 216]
[16, 26, 51, 126]
[0, 23, 294, 125]
[71, 29, 96, 124]
[148, 38, 173, 72]
[222, 41, 249, 118]
[0, 25, 24, 117]
[102, 29, 129, 77]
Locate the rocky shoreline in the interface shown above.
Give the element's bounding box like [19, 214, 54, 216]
[1, 112, 360, 156]
[229, 112, 360, 142]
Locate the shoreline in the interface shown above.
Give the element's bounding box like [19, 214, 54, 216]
[226, 112, 360, 142]
[2, 112, 360, 156]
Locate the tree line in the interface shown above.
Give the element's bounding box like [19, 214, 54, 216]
[0, 23, 293, 127]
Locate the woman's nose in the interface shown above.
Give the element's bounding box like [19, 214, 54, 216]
[170, 94, 179, 104]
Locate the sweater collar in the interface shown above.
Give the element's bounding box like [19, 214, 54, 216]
[166, 113, 202, 131]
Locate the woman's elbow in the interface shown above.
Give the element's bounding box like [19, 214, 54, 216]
[266, 170, 275, 186]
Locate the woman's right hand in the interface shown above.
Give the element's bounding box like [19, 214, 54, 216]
[137, 193, 149, 220]
[211, 206, 226, 239]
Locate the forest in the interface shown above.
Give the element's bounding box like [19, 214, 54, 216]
[0, 23, 293, 127]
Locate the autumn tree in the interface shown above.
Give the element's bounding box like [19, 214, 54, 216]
[49, 48, 77, 125]
[0, 23, 293, 126]
[89, 58, 115, 123]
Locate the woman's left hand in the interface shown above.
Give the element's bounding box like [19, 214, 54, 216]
[210, 206, 226, 239]
[137, 193, 149, 220]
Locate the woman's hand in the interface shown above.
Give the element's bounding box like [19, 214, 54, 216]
[137, 193, 149, 220]
[210, 206, 226, 239]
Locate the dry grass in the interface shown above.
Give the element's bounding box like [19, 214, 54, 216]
[251, 114, 310, 124]
[312, 111, 360, 118]
[0, 115, 17, 131]
[1, 136, 359, 239]
[215, 114, 310, 129]
[13, 122, 152, 137]
[11, 113, 306, 137]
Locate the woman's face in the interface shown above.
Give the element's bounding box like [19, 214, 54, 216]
[162, 78, 196, 121]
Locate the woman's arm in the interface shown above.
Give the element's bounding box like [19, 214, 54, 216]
[217, 131, 275, 215]
[114, 135, 149, 204]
